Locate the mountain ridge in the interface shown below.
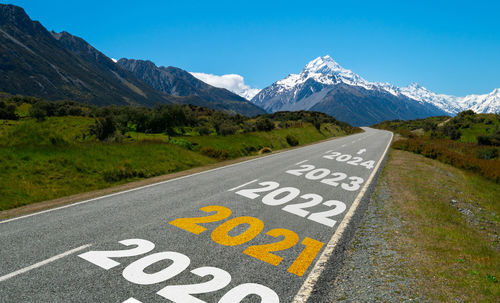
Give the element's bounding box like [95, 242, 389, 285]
[251, 55, 498, 125]
[117, 58, 266, 116]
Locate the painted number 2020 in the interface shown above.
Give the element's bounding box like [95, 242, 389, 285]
[78, 239, 279, 303]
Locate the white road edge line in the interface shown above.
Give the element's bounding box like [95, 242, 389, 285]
[1, 133, 359, 224]
[0, 244, 92, 282]
[227, 179, 259, 192]
[292, 130, 393, 303]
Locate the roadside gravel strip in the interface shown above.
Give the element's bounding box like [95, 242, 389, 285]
[329, 180, 426, 302]
[0, 128, 392, 302]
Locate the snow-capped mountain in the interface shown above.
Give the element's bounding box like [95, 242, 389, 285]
[390, 83, 500, 115]
[251, 55, 498, 125]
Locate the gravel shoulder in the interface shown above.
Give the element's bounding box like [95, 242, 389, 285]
[329, 174, 426, 302]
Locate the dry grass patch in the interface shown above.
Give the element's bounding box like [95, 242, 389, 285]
[382, 149, 499, 302]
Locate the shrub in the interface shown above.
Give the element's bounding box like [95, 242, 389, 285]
[286, 134, 299, 146]
[258, 147, 272, 154]
[256, 118, 275, 131]
[200, 147, 229, 159]
[477, 148, 498, 160]
[169, 138, 194, 150]
[29, 103, 47, 121]
[217, 123, 238, 136]
[196, 126, 211, 136]
[312, 119, 321, 131]
[477, 135, 492, 146]
[89, 116, 116, 141]
[0, 101, 18, 120]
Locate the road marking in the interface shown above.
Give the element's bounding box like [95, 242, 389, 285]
[293, 131, 393, 303]
[1, 133, 358, 225]
[0, 244, 92, 282]
[341, 144, 346, 147]
[357, 148, 366, 155]
[227, 179, 259, 192]
[295, 160, 309, 165]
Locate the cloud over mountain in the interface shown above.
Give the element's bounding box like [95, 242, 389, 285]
[190, 72, 261, 100]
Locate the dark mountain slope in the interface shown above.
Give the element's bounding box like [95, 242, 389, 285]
[117, 58, 266, 116]
[0, 4, 172, 106]
[310, 84, 446, 126]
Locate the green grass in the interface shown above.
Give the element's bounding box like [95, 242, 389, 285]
[382, 150, 499, 301]
[458, 114, 500, 143]
[0, 143, 216, 210]
[0, 116, 348, 211]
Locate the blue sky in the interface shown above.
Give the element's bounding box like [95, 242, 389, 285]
[7, 0, 500, 95]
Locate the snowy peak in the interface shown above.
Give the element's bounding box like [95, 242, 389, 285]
[304, 55, 343, 74]
[274, 55, 369, 91]
[303, 55, 363, 83]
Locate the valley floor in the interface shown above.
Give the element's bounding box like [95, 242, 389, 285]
[330, 149, 499, 302]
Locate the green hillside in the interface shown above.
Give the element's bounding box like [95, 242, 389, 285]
[373, 111, 500, 182]
[0, 96, 359, 212]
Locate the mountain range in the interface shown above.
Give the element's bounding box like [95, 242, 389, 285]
[1, 4, 497, 125]
[0, 4, 264, 116]
[251, 56, 499, 125]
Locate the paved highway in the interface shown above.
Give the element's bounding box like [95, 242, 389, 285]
[0, 127, 392, 303]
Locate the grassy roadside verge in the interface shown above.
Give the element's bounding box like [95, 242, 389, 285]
[0, 116, 350, 214]
[370, 149, 499, 301]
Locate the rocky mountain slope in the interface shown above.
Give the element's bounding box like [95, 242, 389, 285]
[0, 4, 172, 106]
[252, 55, 498, 125]
[252, 56, 448, 125]
[117, 59, 265, 116]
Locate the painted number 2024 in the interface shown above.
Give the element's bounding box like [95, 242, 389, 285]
[78, 239, 279, 303]
[323, 152, 375, 169]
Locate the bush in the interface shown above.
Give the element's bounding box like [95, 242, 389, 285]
[258, 147, 272, 154]
[217, 123, 238, 136]
[200, 147, 229, 159]
[286, 134, 299, 146]
[89, 116, 116, 141]
[0, 101, 18, 120]
[196, 126, 211, 136]
[312, 118, 321, 131]
[169, 138, 194, 150]
[477, 135, 492, 145]
[256, 118, 275, 131]
[477, 148, 498, 160]
[29, 103, 47, 121]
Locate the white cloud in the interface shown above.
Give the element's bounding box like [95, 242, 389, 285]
[111, 58, 117, 63]
[190, 72, 261, 100]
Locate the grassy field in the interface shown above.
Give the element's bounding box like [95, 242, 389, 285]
[373, 112, 500, 182]
[376, 149, 499, 301]
[0, 116, 348, 211]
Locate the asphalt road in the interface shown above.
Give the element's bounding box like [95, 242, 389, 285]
[0, 127, 393, 303]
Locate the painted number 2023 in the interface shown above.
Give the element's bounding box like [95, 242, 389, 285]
[286, 164, 364, 191]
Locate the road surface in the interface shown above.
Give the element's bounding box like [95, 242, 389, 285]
[0, 127, 392, 303]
